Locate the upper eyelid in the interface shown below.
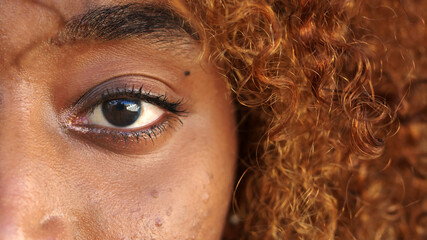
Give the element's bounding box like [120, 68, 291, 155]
[69, 75, 188, 115]
[96, 88, 186, 115]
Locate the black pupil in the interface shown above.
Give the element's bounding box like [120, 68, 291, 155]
[102, 99, 142, 127]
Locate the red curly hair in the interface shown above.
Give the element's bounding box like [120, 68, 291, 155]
[171, 0, 427, 239]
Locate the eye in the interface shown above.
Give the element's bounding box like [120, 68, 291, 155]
[64, 77, 187, 148]
[87, 98, 165, 129]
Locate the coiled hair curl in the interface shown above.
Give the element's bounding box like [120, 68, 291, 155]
[172, 0, 427, 239]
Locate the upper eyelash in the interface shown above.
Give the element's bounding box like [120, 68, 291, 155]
[85, 84, 187, 116]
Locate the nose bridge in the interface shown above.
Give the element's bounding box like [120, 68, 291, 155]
[0, 78, 34, 154]
[0, 81, 38, 239]
[0, 86, 37, 199]
[0, 80, 73, 239]
[0, 156, 64, 240]
[0, 165, 30, 240]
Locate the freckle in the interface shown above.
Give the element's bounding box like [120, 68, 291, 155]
[150, 190, 159, 198]
[184, 70, 191, 76]
[155, 218, 163, 227]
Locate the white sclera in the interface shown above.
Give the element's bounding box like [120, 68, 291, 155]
[88, 101, 165, 129]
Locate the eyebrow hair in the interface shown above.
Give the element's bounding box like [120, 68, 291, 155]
[55, 3, 198, 45]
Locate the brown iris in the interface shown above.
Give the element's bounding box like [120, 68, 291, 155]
[101, 99, 142, 127]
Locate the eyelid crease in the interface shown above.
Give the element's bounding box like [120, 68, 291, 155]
[96, 86, 187, 115]
[69, 75, 189, 116]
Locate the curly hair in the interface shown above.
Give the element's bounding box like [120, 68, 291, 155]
[171, 0, 427, 239]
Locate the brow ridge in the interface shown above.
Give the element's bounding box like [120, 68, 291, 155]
[55, 3, 197, 45]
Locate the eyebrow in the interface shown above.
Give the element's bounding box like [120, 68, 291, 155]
[55, 3, 197, 45]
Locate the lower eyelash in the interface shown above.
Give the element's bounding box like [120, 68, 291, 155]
[68, 115, 183, 144]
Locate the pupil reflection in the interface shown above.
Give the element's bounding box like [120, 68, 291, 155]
[102, 99, 142, 127]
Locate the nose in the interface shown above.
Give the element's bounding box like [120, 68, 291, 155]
[0, 84, 72, 240]
[0, 171, 72, 240]
[0, 170, 31, 240]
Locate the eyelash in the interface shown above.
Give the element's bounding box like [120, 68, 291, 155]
[68, 84, 187, 144]
[97, 85, 185, 115]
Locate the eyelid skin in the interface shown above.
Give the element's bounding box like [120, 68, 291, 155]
[69, 75, 186, 114]
[60, 75, 188, 155]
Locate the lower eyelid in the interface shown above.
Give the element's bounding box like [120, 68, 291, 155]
[65, 114, 183, 150]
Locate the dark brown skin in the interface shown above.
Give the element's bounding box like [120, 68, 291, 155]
[0, 0, 237, 239]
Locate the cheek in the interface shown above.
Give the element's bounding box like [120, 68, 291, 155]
[65, 128, 236, 239]
[0, 83, 236, 240]
[61, 78, 237, 239]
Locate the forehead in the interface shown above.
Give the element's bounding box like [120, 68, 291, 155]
[0, 0, 171, 65]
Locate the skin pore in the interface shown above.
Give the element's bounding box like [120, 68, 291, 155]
[0, 0, 237, 239]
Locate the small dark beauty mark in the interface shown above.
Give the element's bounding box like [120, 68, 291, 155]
[184, 70, 191, 76]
